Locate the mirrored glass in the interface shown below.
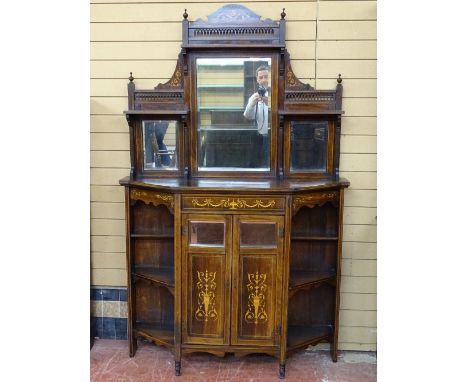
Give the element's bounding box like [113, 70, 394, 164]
[196, 57, 272, 171]
[143, 120, 178, 170]
[290, 121, 328, 171]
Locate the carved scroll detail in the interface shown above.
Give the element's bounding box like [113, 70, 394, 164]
[192, 198, 276, 210]
[130, 189, 174, 213]
[245, 272, 268, 324]
[154, 54, 184, 90]
[195, 270, 218, 322]
[285, 60, 313, 91]
[285, 52, 314, 91]
[292, 192, 339, 215]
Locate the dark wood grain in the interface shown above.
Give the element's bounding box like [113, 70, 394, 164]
[120, 3, 349, 377]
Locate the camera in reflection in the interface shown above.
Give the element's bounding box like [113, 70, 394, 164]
[257, 85, 267, 97]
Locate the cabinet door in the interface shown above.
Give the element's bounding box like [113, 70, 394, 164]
[231, 215, 284, 346]
[181, 215, 232, 345]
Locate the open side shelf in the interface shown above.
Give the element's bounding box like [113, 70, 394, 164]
[291, 235, 338, 241]
[289, 270, 336, 297]
[287, 283, 336, 353]
[134, 322, 174, 348]
[287, 324, 333, 350]
[133, 267, 175, 294]
[131, 233, 174, 239]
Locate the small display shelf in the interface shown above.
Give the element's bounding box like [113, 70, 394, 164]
[289, 269, 335, 291]
[291, 235, 338, 241]
[134, 322, 175, 347]
[287, 324, 333, 349]
[287, 283, 336, 352]
[198, 106, 244, 110]
[131, 233, 174, 239]
[133, 266, 175, 293]
[197, 84, 243, 89]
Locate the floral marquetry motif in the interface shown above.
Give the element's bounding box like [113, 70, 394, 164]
[155, 55, 184, 90]
[285, 53, 313, 91]
[245, 272, 268, 324]
[185, 196, 285, 211]
[130, 189, 174, 213]
[193, 198, 275, 210]
[292, 192, 339, 215]
[195, 270, 218, 322]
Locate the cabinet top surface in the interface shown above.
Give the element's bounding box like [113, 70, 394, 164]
[119, 176, 349, 193]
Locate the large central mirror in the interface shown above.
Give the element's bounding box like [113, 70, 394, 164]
[196, 57, 272, 171]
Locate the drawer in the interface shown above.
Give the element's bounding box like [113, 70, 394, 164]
[292, 191, 339, 214]
[183, 195, 285, 212]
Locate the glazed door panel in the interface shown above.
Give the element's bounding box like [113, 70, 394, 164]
[231, 216, 284, 346]
[182, 215, 232, 345]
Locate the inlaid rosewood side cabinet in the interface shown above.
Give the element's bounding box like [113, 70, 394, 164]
[119, 4, 349, 378]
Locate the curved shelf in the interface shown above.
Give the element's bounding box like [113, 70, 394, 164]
[134, 322, 174, 348]
[133, 267, 175, 294]
[197, 84, 244, 89]
[198, 106, 244, 110]
[289, 271, 336, 297]
[291, 235, 338, 241]
[131, 233, 174, 239]
[287, 324, 333, 351]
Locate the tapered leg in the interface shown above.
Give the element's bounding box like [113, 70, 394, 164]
[175, 361, 181, 376]
[279, 363, 285, 379]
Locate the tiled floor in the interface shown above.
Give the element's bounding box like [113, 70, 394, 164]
[91, 339, 376, 382]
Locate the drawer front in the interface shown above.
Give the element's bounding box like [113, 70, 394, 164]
[182, 195, 285, 212]
[292, 191, 339, 214]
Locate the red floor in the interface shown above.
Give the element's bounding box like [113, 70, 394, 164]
[91, 339, 376, 382]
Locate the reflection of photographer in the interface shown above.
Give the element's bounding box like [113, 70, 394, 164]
[243, 66, 270, 165]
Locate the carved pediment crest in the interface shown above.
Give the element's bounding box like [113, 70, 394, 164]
[193, 4, 275, 24]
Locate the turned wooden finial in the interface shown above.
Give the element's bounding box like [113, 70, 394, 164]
[129, 72, 134, 82]
[183, 9, 188, 19]
[281, 8, 286, 19]
[337, 74, 342, 83]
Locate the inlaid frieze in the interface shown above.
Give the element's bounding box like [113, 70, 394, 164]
[292, 192, 339, 214]
[130, 189, 174, 213]
[183, 196, 285, 212]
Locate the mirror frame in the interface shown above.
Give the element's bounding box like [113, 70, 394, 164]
[190, 52, 279, 178]
[124, 4, 343, 181]
[283, 116, 336, 179]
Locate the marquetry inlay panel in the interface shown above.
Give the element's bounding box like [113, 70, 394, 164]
[292, 191, 339, 215]
[195, 270, 218, 322]
[130, 189, 174, 213]
[244, 272, 268, 324]
[182, 195, 285, 212]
